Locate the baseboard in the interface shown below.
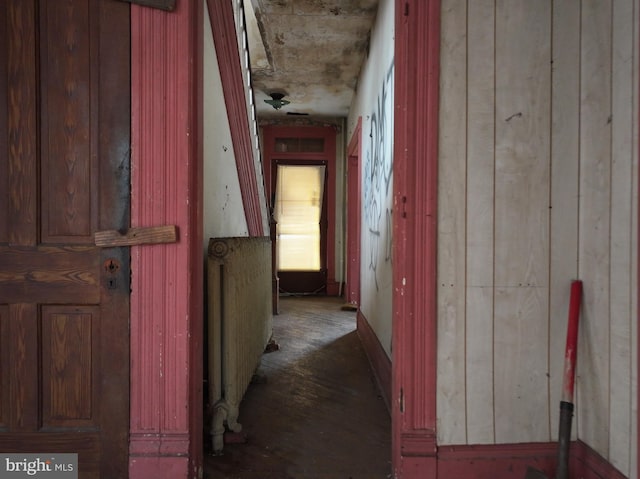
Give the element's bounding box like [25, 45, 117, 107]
[571, 440, 628, 479]
[326, 280, 342, 296]
[437, 442, 557, 479]
[356, 310, 391, 412]
[435, 441, 628, 479]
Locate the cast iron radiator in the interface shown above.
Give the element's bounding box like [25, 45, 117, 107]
[207, 237, 273, 453]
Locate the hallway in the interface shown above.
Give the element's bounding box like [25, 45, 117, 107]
[204, 296, 391, 479]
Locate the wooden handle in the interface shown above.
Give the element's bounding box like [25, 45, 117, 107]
[95, 225, 177, 247]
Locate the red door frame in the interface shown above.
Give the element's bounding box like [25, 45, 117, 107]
[129, 2, 203, 478]
[392, 0, 441, 476]
[346, 118, 362, 305]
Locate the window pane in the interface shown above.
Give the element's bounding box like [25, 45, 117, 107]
[275, 165, 325, 271]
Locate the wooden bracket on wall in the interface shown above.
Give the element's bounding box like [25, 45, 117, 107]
[119, 0, 176, 12]
[95, 225, 178, 247]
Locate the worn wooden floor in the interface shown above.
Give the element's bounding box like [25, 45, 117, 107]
[204, 296, 391, 479]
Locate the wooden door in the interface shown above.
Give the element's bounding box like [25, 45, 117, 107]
[0, 1, 130, 477]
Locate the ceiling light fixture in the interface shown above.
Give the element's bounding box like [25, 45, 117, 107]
[264, 92, 290, 110]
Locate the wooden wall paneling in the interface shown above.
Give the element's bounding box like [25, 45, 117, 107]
[7, 0, 37, 247]
[436, 0, 468, 446]
[549, 0, 581, 442]
[493, 0, 551, 443]
[465, 0, 496, 446]
[608, 0, 635, 474]
[577, 0, 613, 457]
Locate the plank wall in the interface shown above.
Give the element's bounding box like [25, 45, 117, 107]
[437, 1, 638, 476]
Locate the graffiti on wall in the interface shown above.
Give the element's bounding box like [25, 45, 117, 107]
[363, 63, 394, 291]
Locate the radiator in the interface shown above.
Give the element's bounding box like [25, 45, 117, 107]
[207, 237, 273, 453]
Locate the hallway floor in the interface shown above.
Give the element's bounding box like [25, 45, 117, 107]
[204, 296, 391, 479]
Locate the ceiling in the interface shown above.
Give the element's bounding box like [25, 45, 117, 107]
[246, 0, 379, 119]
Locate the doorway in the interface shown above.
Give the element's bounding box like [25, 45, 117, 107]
[263, 126, 339, 296]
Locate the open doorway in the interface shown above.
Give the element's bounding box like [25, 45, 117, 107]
[204, 0, 394, 476]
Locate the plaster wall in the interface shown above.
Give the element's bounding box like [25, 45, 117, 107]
[437, 2, 638, 477]
[203, 2, 249, 244]
[347, 0, 395, 357]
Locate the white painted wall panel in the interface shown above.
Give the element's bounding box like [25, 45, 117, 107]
[493, 0, 551, 444]
[465, 0, 496, 440]
[549, 0, 581, 443]
[609, 0, 635, 471]
[438, 1, 638, 474]
[577, 0, 612, 457]
[436, 0, 467, 445]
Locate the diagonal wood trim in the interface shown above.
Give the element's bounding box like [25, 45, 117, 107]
[206, 0, 264, 237]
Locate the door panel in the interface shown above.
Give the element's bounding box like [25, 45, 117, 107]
[0, 1, 130, 477]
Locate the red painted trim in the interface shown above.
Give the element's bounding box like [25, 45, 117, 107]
[346, 118, 362, 305]
[437, 442, 556, 479]
[207, 0, 264, 237]
[435, 441, 627, 479]
[129, 1, 202, 477]
[262, 125, 338, 292]
[356, 309, 391, 411]
[572, 440, 628, 479]
[392, 0, 441, 475]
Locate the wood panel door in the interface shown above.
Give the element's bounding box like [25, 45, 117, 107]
[0, 1, 130, 477]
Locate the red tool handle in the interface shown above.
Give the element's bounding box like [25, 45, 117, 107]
[561, 280, 582, 404]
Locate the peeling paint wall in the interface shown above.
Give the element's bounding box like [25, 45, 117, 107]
[347, 0, 395, 358]
[203, 2, 249, 247]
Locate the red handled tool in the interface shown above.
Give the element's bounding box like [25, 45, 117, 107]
[526, 280, 582, 479]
